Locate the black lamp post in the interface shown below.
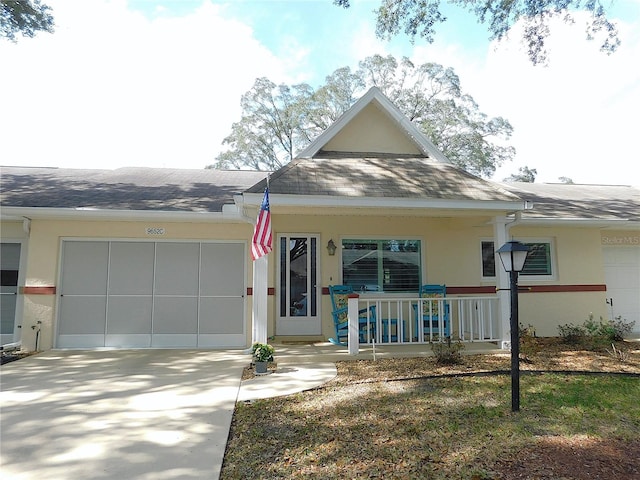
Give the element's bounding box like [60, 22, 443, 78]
[496, 240, 529, 412]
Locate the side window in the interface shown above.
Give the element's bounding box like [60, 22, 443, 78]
[482, 240, 554, 279]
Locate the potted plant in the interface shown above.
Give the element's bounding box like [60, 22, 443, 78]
[251, 342, 274, 374]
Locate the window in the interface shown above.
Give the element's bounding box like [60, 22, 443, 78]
[482, 240, 553, 278]
[342, 239, 421, 292]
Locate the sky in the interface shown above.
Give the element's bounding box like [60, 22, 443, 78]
[2, 0, 639, 185]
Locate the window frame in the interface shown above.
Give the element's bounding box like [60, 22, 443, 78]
[480, 238, 557, 282]
[340, 237, 424, 294]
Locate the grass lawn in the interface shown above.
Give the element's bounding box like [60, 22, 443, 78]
[221, 339, 640, 479]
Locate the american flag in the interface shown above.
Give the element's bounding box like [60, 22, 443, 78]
[251, 188, 272, 260]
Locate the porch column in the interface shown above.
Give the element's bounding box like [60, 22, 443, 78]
[493, 216, 512, 350]
[347, 294, 360, 355]
[252, 255, 268, 345]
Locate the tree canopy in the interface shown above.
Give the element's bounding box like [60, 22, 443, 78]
[1, 0, 54, 41]
[335, 0, 619, 65]
[504, 166, 537, 182]
[210, 54, 514, 178]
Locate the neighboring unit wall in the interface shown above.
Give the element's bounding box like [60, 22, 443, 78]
[601, 230, 640, 335]
[511, 226, 608, 337]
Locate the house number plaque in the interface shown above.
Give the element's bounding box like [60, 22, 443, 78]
[145, 227, 166, 236]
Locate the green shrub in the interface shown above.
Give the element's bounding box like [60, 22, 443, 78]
[431, 336, 465, 365]
[557, 323, 586, 344]
[584, 314, 635, 342]
[559, 314, 636, 348]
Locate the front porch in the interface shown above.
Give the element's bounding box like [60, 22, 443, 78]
[344, 294, 505, 355]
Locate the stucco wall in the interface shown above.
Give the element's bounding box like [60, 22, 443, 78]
[12, 213, 619, 350]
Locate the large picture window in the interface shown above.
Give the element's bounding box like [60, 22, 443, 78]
[482, 240, 553, 278]
[341, 239, 421, 292]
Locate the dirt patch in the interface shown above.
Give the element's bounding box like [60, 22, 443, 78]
[493, 436, 640, 479]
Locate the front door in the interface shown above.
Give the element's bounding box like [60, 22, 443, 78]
[277, 235, 321, 335]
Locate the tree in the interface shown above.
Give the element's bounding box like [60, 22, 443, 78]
[558, 176, 574, 184]
[1, 0, 54, 41]
[334, 0, 619, 65]
[211, 54, 514, 177]
[504, 166, 537, 182]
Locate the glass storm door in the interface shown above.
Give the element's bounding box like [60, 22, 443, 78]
[1, 243, 22, 345]
[277, 235, 320, 335]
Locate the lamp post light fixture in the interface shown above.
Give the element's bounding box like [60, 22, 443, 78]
[496, 240, 530, 412]
[327, 239, 337, 256]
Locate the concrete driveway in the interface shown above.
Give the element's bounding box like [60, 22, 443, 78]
[0, 349, 248, 480]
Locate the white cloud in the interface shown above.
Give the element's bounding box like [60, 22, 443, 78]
[1, 0, 291, 169]
[472, 13, 640, 185]
[406, 11, 640, 185]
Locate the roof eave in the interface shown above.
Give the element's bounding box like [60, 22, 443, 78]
[516, 217, 640, 228]
[0, 206, 245, 223]
[241, 193, 528, 212]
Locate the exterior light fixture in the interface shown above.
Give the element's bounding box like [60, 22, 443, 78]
[496, 240, 530, 412]
[327, 239, 337, 256]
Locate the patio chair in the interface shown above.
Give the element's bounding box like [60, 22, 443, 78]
[328, 285, 377, 346]
[412, 284, 450, 340]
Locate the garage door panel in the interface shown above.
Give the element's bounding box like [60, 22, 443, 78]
[59, 240, 245, 348]
[58, 296, 106, 334]
[106, 296, 152, 334]
[155, 243, 199, 295]
[200, 243, 244, 296]
[61, 242, 109, 294]
[153, 297, 198, 334]
[199, 297, 244, 334]
[109, 243, 155, 295]
[105, 334, 151, 348]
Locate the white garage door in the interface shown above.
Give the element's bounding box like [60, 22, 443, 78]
[57, 241, 246, 348]
[603, 246, 640, 335]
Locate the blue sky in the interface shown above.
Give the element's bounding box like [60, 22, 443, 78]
[2, 0, 639, 184]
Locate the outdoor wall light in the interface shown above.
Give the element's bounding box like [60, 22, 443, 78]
[497, 240, 530, 412]
[327, 239, 337, 256]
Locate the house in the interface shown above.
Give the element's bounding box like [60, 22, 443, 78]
[1, 87, 638, 352]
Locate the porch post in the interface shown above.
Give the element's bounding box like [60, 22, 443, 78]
[493, 216, 511, 349]
[252, 255, 268, 345]
[347, 294, 360, 355]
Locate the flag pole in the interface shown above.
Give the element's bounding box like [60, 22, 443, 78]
[251, 173, 272, 345]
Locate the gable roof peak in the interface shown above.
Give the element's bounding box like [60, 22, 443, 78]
[297, 86, 451, 164]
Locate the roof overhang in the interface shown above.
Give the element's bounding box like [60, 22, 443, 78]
[0, 205, 246, 223]
[238, 192, 530, 213]
[515, 217, 640, 229]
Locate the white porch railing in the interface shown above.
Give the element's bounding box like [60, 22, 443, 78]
[348, 295, 501, 351]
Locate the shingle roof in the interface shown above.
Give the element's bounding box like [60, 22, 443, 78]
[0, 166, 267, 212]
[246, 154, 521, 202]
[502, 182, 640, 222]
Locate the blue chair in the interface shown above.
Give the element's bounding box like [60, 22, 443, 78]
[328, 285, 376, 346]
[412, 284, 450, 340]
